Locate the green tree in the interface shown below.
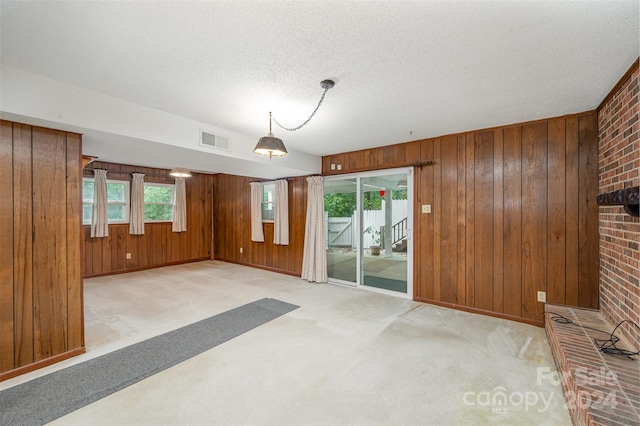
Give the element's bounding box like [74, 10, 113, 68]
[325, 188, 407, 217]
[324, 192, 356, 217]
[144, 185, 173, 221]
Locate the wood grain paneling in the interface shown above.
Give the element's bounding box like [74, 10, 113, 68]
[32, 128, 69, 360]
[502, 126, 523, 317]
[521, 122, 548, 321]
[66, 133, 84, 350]
[0, 121, 15, 373]
[323, 141, 422, 175]
[440, 135, 458, 303]
[1, 120, 84, 379]
[212, 174, 307, 276]
[326, 111, 599, 326]
[81, 162, 215, 277]
[415, 140, 435, 300]
[13, 124, 35, 367]
[565, 117, 580, 306]
[547, 118, 567, 305]
[578, 114, 599, 309]
[474, 130, 494, 312]
[492, 129, 504, 313]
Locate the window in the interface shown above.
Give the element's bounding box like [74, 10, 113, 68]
[144, 183, 175, 222]
[262, 182, 275, 221]
[82, 178, 130, 224]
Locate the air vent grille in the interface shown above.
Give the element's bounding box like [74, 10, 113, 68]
[200, 131, 229, 151]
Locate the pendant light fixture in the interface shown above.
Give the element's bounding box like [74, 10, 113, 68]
[253, 112, 287, 159]
[169, 167, 192, 178]
[254, 79, 335, 159]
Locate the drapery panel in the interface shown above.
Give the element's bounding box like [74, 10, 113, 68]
[301, 176, 327, 282]
[172, 177, 187, 232]
[91, 169, 109, 238]
[250, 182, 265, 242]
[129, 173, 145, 235]
[273, 179, 289, 245]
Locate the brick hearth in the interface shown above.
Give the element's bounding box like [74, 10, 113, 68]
[545, 304, 640, 425]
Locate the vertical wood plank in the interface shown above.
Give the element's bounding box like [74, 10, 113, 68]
[440, 135, 458, 303]
[547, 118, 567, 305]
[32, 127, 68, 360]
[433, 138, 442, 301]
[13, 123, 34, 367]
[91, 233, 103, 275]
[474, 131, 494, 311]
[465, 133, 476, 307]
[565, 117, 580, 306]
[493, 129, 504, 313]
[116, 225, 126, 271]
[417, 140, 435, 300]
[83, 227, 93, 276]
[0, 121, 15, 373]
[101, 232, 112, 274]
[503, 126, 522, 317]
[151, 224, 165, 265]
[578, 114, 599, 309]
[521, 122, 548, 321]
[456, 135, 467, 305]
[125, 233, 137, 269]
[65, 133, 83, 350]
[413, 165, 422, 299]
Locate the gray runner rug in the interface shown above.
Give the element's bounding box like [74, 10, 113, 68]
[0, 298, 298, 426]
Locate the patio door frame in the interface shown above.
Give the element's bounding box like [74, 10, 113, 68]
[324, 167, 413, 299]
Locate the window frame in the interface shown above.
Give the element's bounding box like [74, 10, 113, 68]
[261, 182, 275, 223]
[82, 177, 130, 225]
[143, 182, 175, 223]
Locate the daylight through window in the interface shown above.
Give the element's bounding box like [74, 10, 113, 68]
[144, 183, 175, 222]
[82, 178, 130, 224]
[262, 182, 275, 221]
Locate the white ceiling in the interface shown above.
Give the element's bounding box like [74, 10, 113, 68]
[1, 1, 638, 178]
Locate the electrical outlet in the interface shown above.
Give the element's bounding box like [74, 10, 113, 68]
[126, 253, 131, 260]
[421, 204, 431, 214]
[240, 247, 243, 254]
[330, 164, 336, 170]
[337, 164, 342, 171]
[537, 291, 546, 303]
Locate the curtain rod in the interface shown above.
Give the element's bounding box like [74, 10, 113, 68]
[83, 167, 175, 179]
[249, 174, 320, 184]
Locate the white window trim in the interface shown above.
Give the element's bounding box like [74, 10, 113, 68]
[143, 182, 175, 223]
[261, 182, 275, 223]
[82, 177, 130, 225]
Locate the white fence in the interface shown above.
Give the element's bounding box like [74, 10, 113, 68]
[326, 199, 408, 248]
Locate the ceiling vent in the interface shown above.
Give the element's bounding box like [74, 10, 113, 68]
[200, 131, 229, 151]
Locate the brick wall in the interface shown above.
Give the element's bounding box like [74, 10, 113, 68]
[597, 60, 639, 346]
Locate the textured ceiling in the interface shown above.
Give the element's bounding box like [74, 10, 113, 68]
[1, 1, 638, 173]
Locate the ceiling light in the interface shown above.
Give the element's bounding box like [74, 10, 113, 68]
[169, 167, 192, 178]
[253, 112, 288, 159]
[254, 79, 335, 159]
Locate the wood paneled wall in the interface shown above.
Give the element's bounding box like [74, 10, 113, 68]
[323, 111, 599, 325]
[212, 174, 307, 275]
[1, 120, 84, 379]
[82, 162, 215, 277]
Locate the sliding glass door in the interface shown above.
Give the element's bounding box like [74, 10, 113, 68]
[324, 168, 412, 297]
[361, 173, 409, 294]
[325, 177, 357, 284]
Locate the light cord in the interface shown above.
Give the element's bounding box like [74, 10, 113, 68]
[271, 87, 330, 132]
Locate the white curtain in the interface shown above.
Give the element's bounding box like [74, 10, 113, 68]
[250, 182, 264, 242]
[129, 173, 145, 235]
[91, 169, 109, 238]
[273, 179, 289, 245]
[172, 177, 187, 232]
[301, 176, 327, 282]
